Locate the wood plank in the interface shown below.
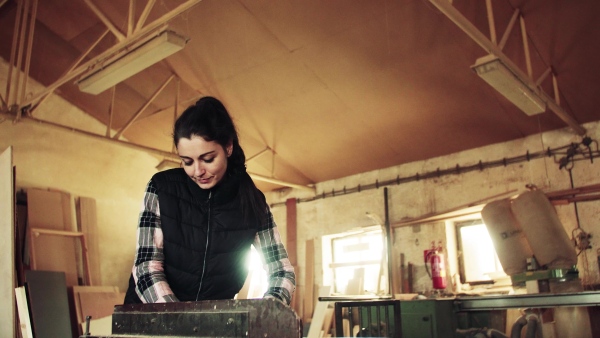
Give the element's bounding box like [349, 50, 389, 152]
[77, 197, 100, 286]
[30, 228, 92, 286]
[285, 198, 297, 265]
[391, 247, 401, 295]
[321, 307, 334, 338]
[29, 230, 79, 286]
[80, 316, 112, 336]
[306, 286, 331, 338]
[27, 188, 79, 286]
[0, 146, 15, 338]
[71, 286, 119, 325]
[78, 291, 123, 322]
[15, 286, 34, 338]
[391, 189, 518, 228]
[400, 253, 407, 294]
[303, 238, 315, 323]
[27, 188, 72, 230]
[286, 198, 298, 313]
[407, 263, 414, 293]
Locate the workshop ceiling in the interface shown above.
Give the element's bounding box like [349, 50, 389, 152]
[1, 0, 599, 192]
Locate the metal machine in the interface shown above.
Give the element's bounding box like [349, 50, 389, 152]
[81, 298, 302, 338]
[330, 292, 600, 337]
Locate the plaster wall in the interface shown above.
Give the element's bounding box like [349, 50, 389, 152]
[1, 59, 161, 291]
[267, 120, 600, 301]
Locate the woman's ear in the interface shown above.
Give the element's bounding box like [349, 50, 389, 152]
[226, 142, 233, 157]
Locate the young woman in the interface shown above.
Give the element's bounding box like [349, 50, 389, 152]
[123, 97, 296, 305]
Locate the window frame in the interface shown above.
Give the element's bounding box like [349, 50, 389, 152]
[455, 218, 507, 285]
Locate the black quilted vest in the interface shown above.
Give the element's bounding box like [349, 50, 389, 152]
[127, 168, 259, 303]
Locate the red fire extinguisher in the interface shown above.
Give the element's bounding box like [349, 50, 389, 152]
[424, 241, 447, 290]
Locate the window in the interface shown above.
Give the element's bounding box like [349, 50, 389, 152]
[455, 219, 507, 284]
[322, 226, 387, 295]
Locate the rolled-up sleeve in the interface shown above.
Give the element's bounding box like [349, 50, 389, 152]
[254, 209, 296, 305]
[132, 179, 178, 303]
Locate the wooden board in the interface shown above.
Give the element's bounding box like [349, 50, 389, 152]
[78, 292, 123, 322]
[27, 188, 72, 230]
[391, 246, 401, 295]
[81, 316, 112, 336]
[77, 197, 100, 286]
[71, 286, 120, 326]
[306, 286, 331, 338]
[30, 234, 79, 286]
[0, 146, 15, 338]
[303, 238, 315, 323]
[27, 188, 79, 286]
[322, 307, 334, 337]
[285, 198, 299, 313]
[285, 198, 297, 265]
[15, 286, 34, 338]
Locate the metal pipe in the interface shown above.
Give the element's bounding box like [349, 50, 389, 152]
[524, 314, 539, 338]
[510, 315, 527, 338]
[384, 187, 394, 294]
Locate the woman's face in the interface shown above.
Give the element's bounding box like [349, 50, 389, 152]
[177, 135, 232, 189]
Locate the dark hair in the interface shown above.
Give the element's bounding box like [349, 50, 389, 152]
[174, 96, 267, 225]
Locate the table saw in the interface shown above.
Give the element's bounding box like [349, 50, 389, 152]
[81, 298, 302, 338]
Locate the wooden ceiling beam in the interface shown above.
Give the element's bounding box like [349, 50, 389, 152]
[20, 0, 201, 110]
[429, 0, 586, 136]
[83, 0, 125, 41]
[0, 110, 178, 160]
[113, 74, 174, 139]
[135, 0, 156, 34]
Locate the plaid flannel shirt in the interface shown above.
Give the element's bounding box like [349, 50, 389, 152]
[131, 179, 296, 304]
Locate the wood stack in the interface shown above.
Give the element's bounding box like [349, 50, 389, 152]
[15, 188, 122, 337]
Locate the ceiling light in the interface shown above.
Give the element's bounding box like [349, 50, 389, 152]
[76, 30, 188, 95]
[471, 55, 546, 116]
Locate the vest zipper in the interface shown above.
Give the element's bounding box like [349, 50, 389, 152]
[196, 190, 211, 301]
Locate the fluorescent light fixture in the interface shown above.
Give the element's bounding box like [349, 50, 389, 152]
[471, 55, 546, 116]
[76, 30, 188, 95]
